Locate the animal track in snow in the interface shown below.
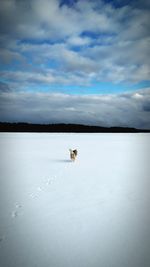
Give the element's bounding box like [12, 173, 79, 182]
[0, 235, 5, 243]
[10, 165, 69, 221]
[30, 193, 38, 199]
[46, 178, 54, 185]
[15, 203, 22, 209]
[37, 186, 42, 192]
[11, 211, 18, 218]
[11, 202, 22, 219]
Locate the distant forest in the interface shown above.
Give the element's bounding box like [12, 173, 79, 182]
[0, 122, 149, 133]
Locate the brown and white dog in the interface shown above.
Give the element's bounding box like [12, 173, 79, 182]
[69, 149, 78, 161]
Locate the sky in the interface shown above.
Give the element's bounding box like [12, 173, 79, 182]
[0, 0, 150, 129]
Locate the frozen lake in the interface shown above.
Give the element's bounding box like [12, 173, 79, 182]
[0, 133, 150, 267]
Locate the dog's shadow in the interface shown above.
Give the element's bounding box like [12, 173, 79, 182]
[52, 159, 72, 163]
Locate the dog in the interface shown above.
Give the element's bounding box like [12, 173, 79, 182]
[69, 149, 78, 161]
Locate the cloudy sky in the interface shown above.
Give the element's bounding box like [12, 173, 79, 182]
[0, 0, 150, 129]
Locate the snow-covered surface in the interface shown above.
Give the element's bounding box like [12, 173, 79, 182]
[0, 133, 150, 267]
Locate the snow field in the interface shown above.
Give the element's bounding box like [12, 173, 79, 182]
[0, 133, 150, 267]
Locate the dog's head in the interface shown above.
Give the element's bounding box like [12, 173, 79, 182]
[73, 149, 77, 156]
[69, 149, 77, 161]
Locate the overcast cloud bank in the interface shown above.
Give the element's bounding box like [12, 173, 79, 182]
[0, 88, 150, 129]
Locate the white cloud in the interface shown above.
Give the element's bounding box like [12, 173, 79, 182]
[0, 0, 149, 86]
[67, 36, 92, 46]
[0, 69, 94, 88]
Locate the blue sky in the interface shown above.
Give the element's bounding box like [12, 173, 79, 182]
[0, 0, 150, 128]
